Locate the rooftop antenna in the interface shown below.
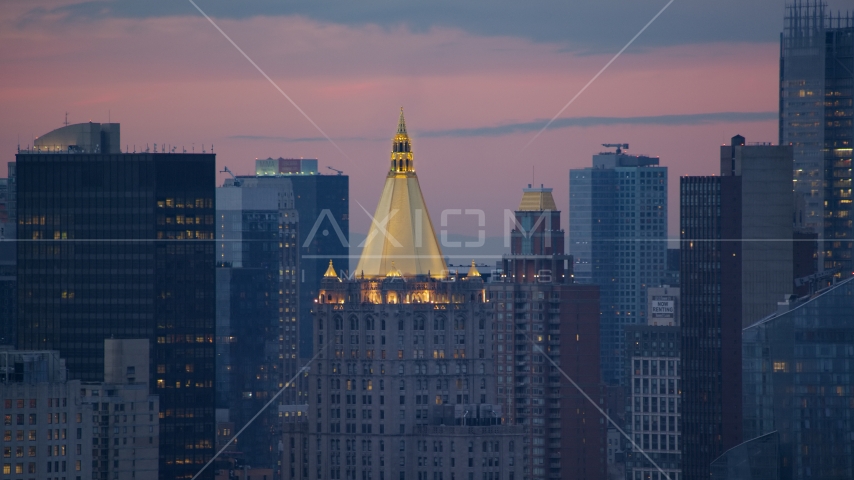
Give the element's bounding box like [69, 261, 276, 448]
[327, 166, 344, 176]
[63, 112, 69, 126]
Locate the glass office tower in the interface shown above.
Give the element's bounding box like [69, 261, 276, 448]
[742, 278, 854, 480]
[15, 126, 216, 480]
[780, 2, 854, 272]
[569, 149, 667, 386]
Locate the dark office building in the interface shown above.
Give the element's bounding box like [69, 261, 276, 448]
[233, 165, 349, 361]
[490, 185, 605, 480]
[0, 257, 14, 346]
[680, 175, 740, 480]
[0, 170, 16, 347]
[15, 123, 216, 480]
[680, 137, 794, 480]
[216, 181, 299, 469]
[780, 2, 854, 272]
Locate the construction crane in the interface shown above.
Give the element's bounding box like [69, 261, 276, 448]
[220, 166, 241, 187]
[327, 166, 344, 176]
[602, 143, 629, 154]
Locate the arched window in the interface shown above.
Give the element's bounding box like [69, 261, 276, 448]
[334, 316, 343, 331]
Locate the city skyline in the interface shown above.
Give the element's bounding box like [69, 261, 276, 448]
[2, 2, 853, 480]
[2, 0, 851, 240]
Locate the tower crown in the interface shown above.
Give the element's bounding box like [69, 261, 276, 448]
[355, 109, 446, 278]
[390, 107, 414, 174]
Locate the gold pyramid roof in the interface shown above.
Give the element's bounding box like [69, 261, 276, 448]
[323, 260, 338, 278]
[355, 109, 446, 278]
[518, 185, 557, 211]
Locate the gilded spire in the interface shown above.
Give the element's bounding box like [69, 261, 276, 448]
[390, 107, 414, 174]
[355, 110, 446, 279]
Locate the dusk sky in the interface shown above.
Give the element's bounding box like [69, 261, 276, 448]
[3, 0, 850, 244]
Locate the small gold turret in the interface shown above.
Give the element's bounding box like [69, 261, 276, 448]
[467, 260, 481, 278]
[323, 260, 337, 278]
[390, 107, 414, 174]
[386, 261, 403, 278]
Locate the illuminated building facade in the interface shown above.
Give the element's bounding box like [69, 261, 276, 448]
[15, 123, 216, 480]
[780, 2, 854, 272]
[291, 111, 524, 480]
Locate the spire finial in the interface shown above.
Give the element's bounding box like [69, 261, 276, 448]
[397, 107, 407, 135]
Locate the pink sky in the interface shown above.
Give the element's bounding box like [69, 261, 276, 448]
[0, 8, 782, 239]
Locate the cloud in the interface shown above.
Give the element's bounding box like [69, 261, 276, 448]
[419, 111, 777, 138]
[229, 134, 375, 143]
[10, 0, 853, 50]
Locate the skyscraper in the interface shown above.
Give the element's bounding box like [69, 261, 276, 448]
[290, 110, 525, 480]
[623, 286, 681, 480]
[680, 137, 793, 480]
[15, 123, 216, 480]
[215, 179, 300, 468]
[569, 146, 668, 386]
[2, 163, 19, 348]
[231, 159, 349, 366]
[780, 1, 854, 272]
[489, 185, 605, 480]
[742, 278, 854, 480]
